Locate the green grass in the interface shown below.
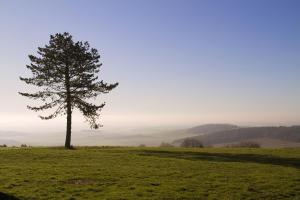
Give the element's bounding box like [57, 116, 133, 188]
[0, 147, 299, 200]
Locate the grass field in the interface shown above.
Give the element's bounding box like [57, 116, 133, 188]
[0, 147, 299, 200]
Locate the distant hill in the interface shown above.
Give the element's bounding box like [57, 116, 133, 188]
[186, 124, 238, 135]
[174, 126, 300, 147]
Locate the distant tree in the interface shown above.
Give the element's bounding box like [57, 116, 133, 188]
[160, 142, 174, 147]
[19, 32, 118, 149]
[181, 138, 203, 148]
[230, 141, 260, 148]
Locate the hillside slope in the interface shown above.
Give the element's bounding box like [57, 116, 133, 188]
[186, 124, 238, 134]
[0, 147, 299, 199]
[174, 126, 300, 147]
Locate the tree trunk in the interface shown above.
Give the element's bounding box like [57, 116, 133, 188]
[65, 102, 72, 149]
[65, 66, 72, 149]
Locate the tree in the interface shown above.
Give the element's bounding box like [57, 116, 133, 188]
[19, 32, 118, 149]
[180, 138, 203, 148]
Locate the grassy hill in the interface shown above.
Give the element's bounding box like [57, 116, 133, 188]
[174, 126, 300, 147]
[186, 124, 238, 135]
[0, 147, 299, 200]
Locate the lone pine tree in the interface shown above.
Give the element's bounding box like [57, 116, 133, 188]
[19, 32, 118, 149]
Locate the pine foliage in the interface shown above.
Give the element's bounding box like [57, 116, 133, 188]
[19, 32, 118, 129]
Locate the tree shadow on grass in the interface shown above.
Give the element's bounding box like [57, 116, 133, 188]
[0, 192, 20, 200]
[137, 150, 300, 169]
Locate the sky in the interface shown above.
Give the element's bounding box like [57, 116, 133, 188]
[0, 0, 299, 133]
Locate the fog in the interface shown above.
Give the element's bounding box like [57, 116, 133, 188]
[1, 112, 299, 147]
[0, 125, 194, 147]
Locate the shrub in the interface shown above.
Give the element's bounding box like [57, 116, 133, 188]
[0, 144, 7, 147]
[181, 138, 203, 148]
[231, 141, 260, 148]
[139, 144, 146, 147]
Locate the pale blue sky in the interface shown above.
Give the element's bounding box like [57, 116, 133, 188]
[0, 0, 299, 131]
